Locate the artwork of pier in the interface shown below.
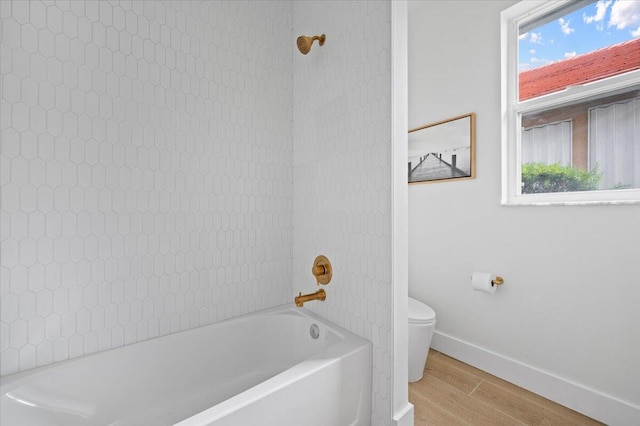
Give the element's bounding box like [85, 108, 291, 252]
[408, 152, 469, 183]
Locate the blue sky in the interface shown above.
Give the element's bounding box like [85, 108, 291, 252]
[519, 0, 640, 70]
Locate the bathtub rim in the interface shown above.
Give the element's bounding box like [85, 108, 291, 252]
[0, 303, 355, 389]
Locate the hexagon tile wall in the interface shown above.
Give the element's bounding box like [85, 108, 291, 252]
[292, 2, 393, 425]
[0, 0, 293, 376]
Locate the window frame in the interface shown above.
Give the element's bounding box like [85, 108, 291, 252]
[501, 0, 640, 206]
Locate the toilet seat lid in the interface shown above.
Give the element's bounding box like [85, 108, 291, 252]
[408, 297, 436, 324]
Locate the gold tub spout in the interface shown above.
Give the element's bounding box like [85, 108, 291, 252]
[295, 289, 326, 307]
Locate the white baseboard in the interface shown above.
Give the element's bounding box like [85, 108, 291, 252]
[431, 331, 640, 426]
[393, 402, 414, 426]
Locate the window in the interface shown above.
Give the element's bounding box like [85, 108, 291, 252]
[501, 0, 640, 205]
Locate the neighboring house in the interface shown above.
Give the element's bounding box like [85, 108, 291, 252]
[519, 38, 640, 190]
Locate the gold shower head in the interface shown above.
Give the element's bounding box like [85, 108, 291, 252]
[297, 34, 326, 55]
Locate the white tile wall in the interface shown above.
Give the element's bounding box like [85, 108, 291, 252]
[292, 2, 393, 425]
[2, 1, 398, 424]
[1, 0, 293, 376]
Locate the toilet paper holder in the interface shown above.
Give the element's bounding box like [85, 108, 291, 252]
[471, 272, 504, 294]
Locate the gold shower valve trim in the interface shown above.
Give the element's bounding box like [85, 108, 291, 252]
[297, 34, 326, 55]
[312, 255, 332, 285]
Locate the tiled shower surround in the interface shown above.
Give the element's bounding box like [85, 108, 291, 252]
[292, 2, 393, 424]
[1, 0, 394, 424]
[0, 0, 293, 372]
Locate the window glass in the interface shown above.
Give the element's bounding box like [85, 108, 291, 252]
[522, 120, 572, 167]
[521, 87, 640, 194]
[518, 0, 640, 101]
[502, 0, 640, 204]
[589, 94, 640, 190]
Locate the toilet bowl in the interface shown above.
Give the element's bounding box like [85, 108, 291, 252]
[408, 296, 436, 382]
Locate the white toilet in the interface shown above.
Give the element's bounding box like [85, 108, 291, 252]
[408, 296, 437, 382]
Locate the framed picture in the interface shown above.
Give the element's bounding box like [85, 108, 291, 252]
[408, 113, 476, 184]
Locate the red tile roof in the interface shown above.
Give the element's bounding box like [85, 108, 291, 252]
[519, 37, 640, 101]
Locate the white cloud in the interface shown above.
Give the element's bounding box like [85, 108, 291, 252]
[522, 57, 553, 70]
[529, 49, 536, 54]
[559, 18, 575, 35]
[633, 26, 640, 36]
[529, 32, 543, 44]
[530, 57, 552, 66]
[564, 51, 577, 59]
[584, 0, 613, 24]
[519, 63, 532, 71]
[609, 0, 640, 29]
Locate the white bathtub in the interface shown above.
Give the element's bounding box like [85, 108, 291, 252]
[0, 305, 372, 425]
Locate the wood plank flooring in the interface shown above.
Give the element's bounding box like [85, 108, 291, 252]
[409, 349, 604, 426]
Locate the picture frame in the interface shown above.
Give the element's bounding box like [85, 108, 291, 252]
[408, 113, 476, 184]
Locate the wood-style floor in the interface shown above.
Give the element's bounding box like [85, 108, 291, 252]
[409, 349, 604, 426]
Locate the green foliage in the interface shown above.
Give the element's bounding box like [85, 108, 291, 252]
[522, 162, 601, 194]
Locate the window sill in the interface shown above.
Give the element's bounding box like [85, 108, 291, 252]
[502, 189, 640, 206]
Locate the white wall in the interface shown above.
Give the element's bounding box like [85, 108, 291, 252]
[292, 2, 395, 424]
[1, 0, 293, 375]
[408, 0, 640, 423]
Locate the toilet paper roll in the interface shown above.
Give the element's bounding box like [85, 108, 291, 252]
[471, 272, 498, 294]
